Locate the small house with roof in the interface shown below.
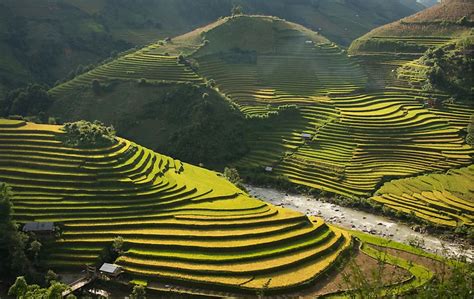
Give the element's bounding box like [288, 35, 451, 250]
[23, 222, 55, 237]
[99, 263, 123, 279]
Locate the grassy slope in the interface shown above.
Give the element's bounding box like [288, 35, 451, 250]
[0, 0, 423, 97]
[50, 15, 473, 202]
[0, 119, 444, 296]
[372, 165, 474, 227]
[50, 81, 249, 168]
[349, 0, 474, 54]
[345, 0, 474, 228]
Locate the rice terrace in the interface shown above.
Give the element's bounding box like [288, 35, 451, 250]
[0, 0, 472, 298]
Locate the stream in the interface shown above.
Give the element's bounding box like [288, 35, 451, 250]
[246, 185, 473, 262]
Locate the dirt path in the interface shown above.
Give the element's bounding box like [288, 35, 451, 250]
[247, 185, 473, 262]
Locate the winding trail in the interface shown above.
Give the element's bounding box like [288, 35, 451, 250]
[247, 185, 473, 262]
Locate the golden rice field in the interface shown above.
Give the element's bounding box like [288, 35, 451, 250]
[49, 15, 474, 228]
[373, 166, 474, 227]
[0, 119, 445, 296]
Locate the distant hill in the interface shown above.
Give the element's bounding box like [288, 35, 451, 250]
[0, 0, 423, 97]
[50, 15, 473, 201]
[348, 0, 474, 92]
[350, 0, 473, 55]
[48, 15, 366, 167]
[417, 0, 440, 8]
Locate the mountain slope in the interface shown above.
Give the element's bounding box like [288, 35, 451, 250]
[0, 119, 441, 296]
[345, 0, 474, 223]
[0, 0, 424, 97]
[350, 0, 473, 55]
[45, 12, 472, 276]
[50, 15, 473, 201]
[373, 165, 473, 227]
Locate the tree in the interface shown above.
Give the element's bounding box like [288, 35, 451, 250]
[231, 5, 244, 16]
[177, 54, 186, 64]
[467, 115, 474, 146]
[223, 167, 241, 185]
[112, 236, 124, 255]
[29, 240, 42, 265]
[61, 120, 117, 148]
[0, 183, 30, 278]
[45, 270, 59, 284]
[91, 79, 101, 94]
[45, 280, 67, 299]
[457, 16, 468, 26]
[130, 285, 147, 299]
[206, 79, 216, 88]
[8, 276, 28, 298]
[1, 84, 52, 117]
[223, 167, 247, 191]
[9, 276, 68, 299]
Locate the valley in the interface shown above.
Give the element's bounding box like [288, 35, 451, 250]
[247, 185, 474, 261]
[0, 0, 472, 298]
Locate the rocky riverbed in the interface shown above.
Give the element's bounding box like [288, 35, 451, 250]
[247, 185, 473, 262]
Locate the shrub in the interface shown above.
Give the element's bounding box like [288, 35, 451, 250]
[231, 5, 244, 16]
[130, 285, 146, 299]
[177, 55, 186, 64]
[61, 120, 116, 148]
[466, 115, 474, 146]
[44, 270, 58, 285]
[138, 78, 148, 86]
[223, 167, 245, 190]
[457, 16, 468, 26]
[206, 79, 216, 88]
[91, 79, 101, 94]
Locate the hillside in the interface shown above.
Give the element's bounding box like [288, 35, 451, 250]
[50, 15, 473, 204]
[0, 118, 451, 296]
[417, 0, 439, 7]
[344, 0, 474, 225]
[349, 0, 473, 68]
[373, 165, 473, 228]
[351, 0, 473, 46]
[0, 0, 423, 97]
[347, 0, 473, 118]
[349, 0, 473, 74]
[51, 82, 249, 168]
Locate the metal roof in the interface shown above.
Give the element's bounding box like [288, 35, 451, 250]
[99, 263, 120, 274]
[23, 222, 54, 232]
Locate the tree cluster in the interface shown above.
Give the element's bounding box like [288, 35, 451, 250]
[420, 37, 473, 96]
[8, 276, 71, 299]
[467, 115, 474, 146]
[61, 120, 117, 148]
[0, 84, 52, 117]
[223, 167, 245, 190]
[137, 83, 248, 167]
[0, 183, 53, 286]
[0, 183, 31, 280]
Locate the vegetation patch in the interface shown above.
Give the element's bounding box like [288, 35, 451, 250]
[60, 120, 117, 149]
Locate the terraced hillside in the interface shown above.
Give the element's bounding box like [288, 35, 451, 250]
[373, 166, 474, 227]
[192, 18, 367, 115]
[0, 0, 424, 99]
[0, 119, 444, 296]
[342, 0, 474, 225]
[349, 0, 473, 90]
[50, 15, 473, 204]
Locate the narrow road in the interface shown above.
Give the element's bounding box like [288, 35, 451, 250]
[247, 185, 473, 262]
